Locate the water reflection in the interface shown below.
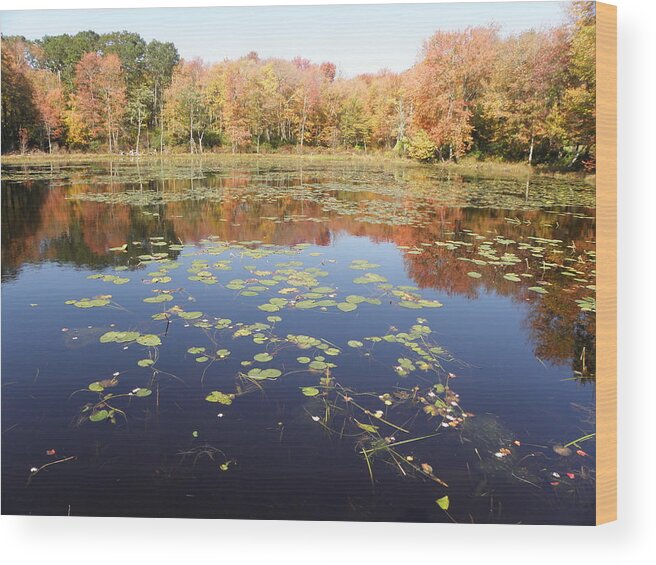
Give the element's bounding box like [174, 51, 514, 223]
[2, 167, 595, 378]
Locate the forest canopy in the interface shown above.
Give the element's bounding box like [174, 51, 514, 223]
[1, 2, 596, 169]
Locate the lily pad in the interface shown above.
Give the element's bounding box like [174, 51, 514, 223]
[136, 334, 162, 347]
[206, 391, 235, 405]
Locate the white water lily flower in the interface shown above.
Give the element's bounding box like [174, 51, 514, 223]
[132, 388, 141, 394]
[30, 467, 38, 473]
[441, 422, 450, 428]
[374, 410, 384, 418]
[113, 372, 120, 377]
[217, 413, 224, 418]
[311, 416, 320, 422]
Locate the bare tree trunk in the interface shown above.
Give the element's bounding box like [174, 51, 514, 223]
[160, 100, 164, 154]
[299, 95, 307, 149]
[528, 134, 535, 166]
[189, 107, 195, 154]
[135, 106, 142, 155]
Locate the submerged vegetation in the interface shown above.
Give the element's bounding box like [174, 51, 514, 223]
[2, 2, 595, 169]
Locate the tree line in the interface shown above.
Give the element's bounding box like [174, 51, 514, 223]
[1, 2, 595, 168]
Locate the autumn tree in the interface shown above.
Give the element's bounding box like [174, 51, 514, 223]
[163, 59, 210, 153]
[29, 68, 65, 153]
[1, 37, 39, 152]
[557, 1, 597, 168]
[481, 29, 568, 164]
[410, 26, 498, 160]
[144, 40, 180, 151]
[70, 52, 127, 152]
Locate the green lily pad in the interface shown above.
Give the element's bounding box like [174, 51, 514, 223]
[206, 391, 235, 405]
[246, 368, 282, 380]
[89, 410, 109, 422]
[179, 311, 203, 320]
[528, 286, 549, 294]
[143, 294, 173, 303]
[136, 334, 162, 347]
[253, 353, 273, 362]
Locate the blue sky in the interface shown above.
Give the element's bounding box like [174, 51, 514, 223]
[1, 2, 569, 76]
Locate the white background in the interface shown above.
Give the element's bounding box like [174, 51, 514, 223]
[1, 1, 654, 563]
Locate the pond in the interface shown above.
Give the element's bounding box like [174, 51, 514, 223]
[1, 156, 596, 524]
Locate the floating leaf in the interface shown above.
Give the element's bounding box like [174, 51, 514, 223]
[179, 311, 203, 320]
[348, 340, 364, 348]
[467, 272, 482, 279]
[528, 286, 549, 294]
[143, 294, 173, 303]
[136, 334, 162, 347]
[253, 352, 273, 362]
[246, 368, 282, 380]
[206, 391, 235, 405]
[99, 331, 139, 344]
[137, 359, 154, 367]
[88, 382, 104, 392]
[134, 388, 152, 397]
[355, 420, 379, 433]
[300, 387, 320, 397]
[337, 302, 357, 312]
[89, 410, 109, 422]
[436, 495, 450, 510]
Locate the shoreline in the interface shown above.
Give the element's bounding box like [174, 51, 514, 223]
[1, 152, 594, 184]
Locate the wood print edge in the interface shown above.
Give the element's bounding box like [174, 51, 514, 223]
[595, 1, 617, 526]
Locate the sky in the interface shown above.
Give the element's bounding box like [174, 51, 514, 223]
[1, 2, 570, 76]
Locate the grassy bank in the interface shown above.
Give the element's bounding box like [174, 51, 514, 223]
[1, 151, 594, 184]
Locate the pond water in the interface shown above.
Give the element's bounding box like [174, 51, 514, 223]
[1, 157, 596, 524]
